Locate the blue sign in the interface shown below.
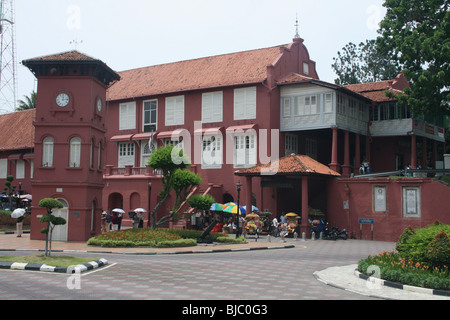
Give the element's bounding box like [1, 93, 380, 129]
[359, 218, 374, 224]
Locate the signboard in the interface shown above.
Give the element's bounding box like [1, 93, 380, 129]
[359, 218, 374, 224]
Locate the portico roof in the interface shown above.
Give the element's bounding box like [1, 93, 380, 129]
[235, 154, 341, 177]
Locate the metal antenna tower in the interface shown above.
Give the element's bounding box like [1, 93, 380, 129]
[0, 0, 17, 114]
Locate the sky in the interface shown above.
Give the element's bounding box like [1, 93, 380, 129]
[10, 0, 386, 113]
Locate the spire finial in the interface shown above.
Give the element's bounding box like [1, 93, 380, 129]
[294, 13, 300, 38]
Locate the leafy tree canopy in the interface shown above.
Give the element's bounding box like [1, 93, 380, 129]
[332, 39, 400, 85]
[377, 0, 450, 117]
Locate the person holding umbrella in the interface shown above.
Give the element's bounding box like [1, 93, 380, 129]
[11, 208, 26, 237]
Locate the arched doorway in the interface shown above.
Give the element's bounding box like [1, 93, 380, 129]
[223, 193, 234, 204]
[52, 199, 69, 241]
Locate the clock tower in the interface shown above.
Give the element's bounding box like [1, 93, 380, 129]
[23, 51, 120, 241]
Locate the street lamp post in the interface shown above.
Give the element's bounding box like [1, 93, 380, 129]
[236, 181, 242, 239]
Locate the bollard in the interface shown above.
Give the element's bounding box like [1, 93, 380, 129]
[267, 235, 271, 243]
[302, 232, 306, 241]
[294, 232, 298, 241]
[311, 232, 315, 240]
[320, 231, 323, 240]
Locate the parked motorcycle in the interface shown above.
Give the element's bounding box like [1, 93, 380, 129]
[332, 226, 348, 240]
[322, 222, 337, 240]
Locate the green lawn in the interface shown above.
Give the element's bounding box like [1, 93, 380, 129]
[0, 255, 99, 268]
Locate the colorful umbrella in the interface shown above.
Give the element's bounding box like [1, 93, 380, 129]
[210, 203, 224, 212]
[223, 204, 246, 215]
[286, 212, 299, 217]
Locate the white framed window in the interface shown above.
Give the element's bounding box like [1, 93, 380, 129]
[202, 91, 223, 123]
[143, 100, 158, 132]
[201, 135, 223, 169]
[295, 95, 319, 115]
[282, 97, 291, 118]
[402, 186, 421, 218]
[0, 159, 7, 179]
[165, 95, 185, 126]
[324, 93, 333, 113]
[16, 160, 25, 179]
[140, 140, 157, 167]
[305, 138, 317, 160]
[118, 142, 135, 168]
[234, 87, 256, 120]
[285, 134, 298, 156]
[69, 137, 82, 168]
[42, 137, 54, 167]
[303, 62, 310, 75]
[234, 133, 257, 168]
[162, 137, 184, 150]
[119, 102, 136, 130]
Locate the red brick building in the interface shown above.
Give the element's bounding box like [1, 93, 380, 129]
[0, 35, 447, 242]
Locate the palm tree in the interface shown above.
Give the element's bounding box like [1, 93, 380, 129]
[16, 91, 36, 111]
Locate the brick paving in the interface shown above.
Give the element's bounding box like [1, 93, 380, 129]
[0, 233, 401, 301]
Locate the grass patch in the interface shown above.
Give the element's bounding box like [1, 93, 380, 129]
[0, 255, 99, 268]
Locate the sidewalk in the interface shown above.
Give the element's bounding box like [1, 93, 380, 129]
[0, 233, 294, 255]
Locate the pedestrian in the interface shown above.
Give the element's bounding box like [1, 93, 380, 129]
[138, 211, 145, 228]
[16, 215, 24, 237]
[105, 211, 112, 231]
[112, 212, 119, 231]
[272, 216, 279, 237]
[117, 212, 123, 230]
[280, 212, 287, 224]
[132, 212, 139, 230]
[101, 211, 108, 233]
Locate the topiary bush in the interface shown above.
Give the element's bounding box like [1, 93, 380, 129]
[395, 221, 450, 269]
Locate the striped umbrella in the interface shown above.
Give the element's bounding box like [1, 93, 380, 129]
[223, 204, 246, 215]
[210, 203, 224, 212]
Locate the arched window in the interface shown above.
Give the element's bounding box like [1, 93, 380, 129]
[42, 137, 54, 167]
[69, 137, 81, 167]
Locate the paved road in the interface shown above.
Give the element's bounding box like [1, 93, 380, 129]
[0, 239, 395, 300]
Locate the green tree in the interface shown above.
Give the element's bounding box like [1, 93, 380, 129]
[377, 0, 450, 117]
[171, 168, 202, 214]
[38, 198, 65, 256]
[2, 175, 17, 210]
[332, 39, 400, 85]
[188, 194, 215, 212]
[147, 145, 193, 229]
[16, 91, 37, 111]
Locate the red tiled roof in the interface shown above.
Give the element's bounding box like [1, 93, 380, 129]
[345, 73, 409, 102]
[0, 109, 35, 151]
[235, 154, 341, 177]
[107, 45, 287, 101]
[23, 50, 96, 62]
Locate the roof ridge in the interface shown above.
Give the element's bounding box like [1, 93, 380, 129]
[118, 44, 288, 73]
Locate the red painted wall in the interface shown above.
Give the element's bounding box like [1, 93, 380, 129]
[327, 177, 450, 242]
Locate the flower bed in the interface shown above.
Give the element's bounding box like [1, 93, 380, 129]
[358, 221, 450, 290]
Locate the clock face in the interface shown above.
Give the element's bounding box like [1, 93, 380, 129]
[97, 98, 102, 112]
[56, 93, 70, 107]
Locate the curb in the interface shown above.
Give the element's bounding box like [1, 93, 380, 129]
[0, 258, 108, 274]
[354, 269, 450, 298]
[0, 244, 295, 256]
